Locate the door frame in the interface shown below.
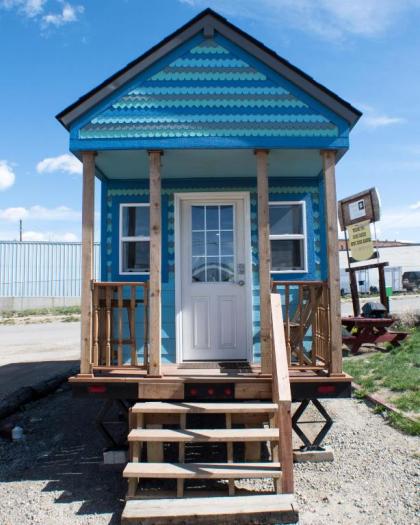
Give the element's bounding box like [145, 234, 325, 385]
[174, 191, 253, 364]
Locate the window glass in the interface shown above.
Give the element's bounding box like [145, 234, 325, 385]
[191, 204, 234, 283]
[122, 241, 150, 272]
[121, 205, 150, 273]
[122, 206, 149, 237]
[271, 239, 304, 271]
[269, 204, 302, 235]
[269, 203, 306, 272]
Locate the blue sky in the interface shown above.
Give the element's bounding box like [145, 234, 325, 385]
[0, 0, 419, 242]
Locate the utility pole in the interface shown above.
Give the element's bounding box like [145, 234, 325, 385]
[19, 219, 23, 242]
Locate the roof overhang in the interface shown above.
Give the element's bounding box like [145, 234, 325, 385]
[56, 8, 361, 131]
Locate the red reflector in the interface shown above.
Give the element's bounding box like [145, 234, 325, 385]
[88, 385, 106, 394]
[224, 388, 232, 396]
[207, 388, 215, 396]
[317, 385, 336, 394]
[190, 388, 198, 396]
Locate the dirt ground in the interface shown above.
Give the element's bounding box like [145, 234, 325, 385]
[0, 387, 418, 525]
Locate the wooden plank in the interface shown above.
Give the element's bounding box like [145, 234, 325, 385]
[278, 400, 294, 494]
[256, 149, 272, 374]
[131, 402, 278, 414]
[177, 413, 186, 497]
[80, 151, 96, 374]
[138, 382, 184, 399]
[123, 462, 282, 478]
[92, 284, 99, 366]
[128, 428, 279, 443]
[270, 294, 291, 403]
[105, 287, 112, 366]
[146, 424, 164, 462]
[148, 150, 163, 377]
[129, 285, 138, 366]
[225, 413, 235, 495]
[321, 150, 343, 376]
[117, 286, 123, 367]
[235, 382, 271, 399]
[122, 494, 297, 525]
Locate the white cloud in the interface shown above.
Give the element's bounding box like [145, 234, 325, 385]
[363, 115, 406, 129]
[22, 230, 79, 241]
[1, 0, 46, 17]
[378, 206, 420, 242]
[356, 104, 406, 129]
[36, 153, 82, 175]
[410, 201, 420, 210]
[0, 205, 81, 222]
[180, 0, 420, 40]
[0, 160, 16, 191]
[42, 2, 84, 27]
[1, 0, 84, 27]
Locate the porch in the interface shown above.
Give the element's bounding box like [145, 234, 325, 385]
[77, 148, 343, 381]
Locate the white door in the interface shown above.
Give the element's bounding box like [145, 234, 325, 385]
[178, 194, 250, 361]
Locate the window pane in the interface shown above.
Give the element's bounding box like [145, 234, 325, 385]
[220, 230, 233, 255]
[271, 239, 304, 271]
[206, 256, 220, 282]
[192, 231, 205, 256]
[192, 205, 205, 230]
[206, 205, 219, 230]
[122, 241, 149, 272]
[192, 257, 206, 282]
[269, 204, 303, 235]
[220, 257, 234, 282]
[220, 205, 233, 230]
[122, 206, 149, 237]
[207, 231, 219, 256]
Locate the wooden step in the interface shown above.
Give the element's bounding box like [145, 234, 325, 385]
[128, 427, 278, 443]
[131, 402, 278, 414]
[124, 462, 281, 479]
[122, 494, 298, 524]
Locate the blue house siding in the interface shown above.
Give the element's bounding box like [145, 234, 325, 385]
[101, 177, 325, 364]
[69, 34, 350, 153]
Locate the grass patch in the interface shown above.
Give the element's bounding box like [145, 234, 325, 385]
[0, 305, 81, 318]
[344, 328, 420, 435]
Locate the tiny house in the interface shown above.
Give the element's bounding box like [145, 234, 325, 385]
[57, 9, 360, 524]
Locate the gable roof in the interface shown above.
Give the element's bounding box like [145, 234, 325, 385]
[56, 8, 361, 131]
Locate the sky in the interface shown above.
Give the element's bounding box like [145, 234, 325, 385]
[0, 0, 420, 242]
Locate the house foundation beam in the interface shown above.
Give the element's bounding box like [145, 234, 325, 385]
[255, 149, 272, 374]
[321, 150, 342, 376]
[148, 150, 163, 377]
[80, 151, 96, 375]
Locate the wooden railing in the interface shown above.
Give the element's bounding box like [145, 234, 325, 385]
[91, 281, 149, 368]
[271, 280, 330, 371]
[270, 293, 294, 493]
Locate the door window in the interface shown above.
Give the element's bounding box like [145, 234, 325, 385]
[191, 204, 235, 283]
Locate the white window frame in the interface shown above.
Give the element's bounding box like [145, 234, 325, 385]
[269, 200, 308, 274]
[119, 203, 150, 275]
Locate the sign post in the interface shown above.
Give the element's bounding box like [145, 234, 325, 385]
[338, 188, 389, 315]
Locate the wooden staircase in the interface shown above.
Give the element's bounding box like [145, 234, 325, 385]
[121, 294, 297, 524]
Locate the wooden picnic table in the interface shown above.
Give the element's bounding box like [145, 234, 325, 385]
[342, 316, 408, 354]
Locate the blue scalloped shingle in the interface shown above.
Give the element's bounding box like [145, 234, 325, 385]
[79, 38, 339, 140]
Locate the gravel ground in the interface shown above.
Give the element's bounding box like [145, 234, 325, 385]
[0, 387, 418, 525]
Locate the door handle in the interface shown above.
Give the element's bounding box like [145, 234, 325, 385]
[237, 280, 245, 286]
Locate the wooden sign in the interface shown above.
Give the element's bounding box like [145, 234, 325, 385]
[338, 187, 380, 231]
[347, 220, 374, 262]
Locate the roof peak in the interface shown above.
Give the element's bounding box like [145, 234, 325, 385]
[57, 8, 361, 130]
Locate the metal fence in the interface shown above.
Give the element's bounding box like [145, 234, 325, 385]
[0, 241, 100, 297]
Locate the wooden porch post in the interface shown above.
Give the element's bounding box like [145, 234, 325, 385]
[80, 151, 96, 375]
[148, 150, 163, 377]
[321, 150, 343, 375]
[255, 149, 272, 374]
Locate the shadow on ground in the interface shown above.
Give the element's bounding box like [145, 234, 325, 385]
[0, 382, 125, 524]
